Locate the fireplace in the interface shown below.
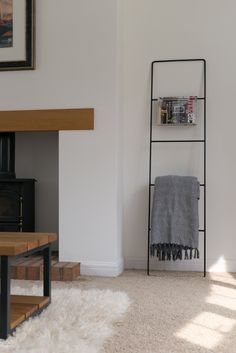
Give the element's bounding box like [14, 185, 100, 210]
[0, 133, 35, 232]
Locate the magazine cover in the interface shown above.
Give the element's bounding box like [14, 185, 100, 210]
[158, 96, 197, 125]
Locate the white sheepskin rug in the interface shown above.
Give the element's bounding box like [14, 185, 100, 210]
[0, 282, 130, 353]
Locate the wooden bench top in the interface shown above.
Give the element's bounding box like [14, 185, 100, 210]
[0, 232, 57, 256]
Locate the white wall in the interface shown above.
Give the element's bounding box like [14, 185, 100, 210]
[1, 0, 236, 275]
[122, 0, 236, 272]
[56, 0, 123, 276]
[0, 0, 123, 276]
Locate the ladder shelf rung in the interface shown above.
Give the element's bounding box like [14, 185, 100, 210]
[151, 139, 205, 143]
[149, 228, 205, 233]
[150, 183, 205, 187]
[152, 97, 205, 101]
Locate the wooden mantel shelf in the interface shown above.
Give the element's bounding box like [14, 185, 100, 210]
[0, 108, 94, 132]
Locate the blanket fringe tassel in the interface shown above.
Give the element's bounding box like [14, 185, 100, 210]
[150, 244, 199, 261]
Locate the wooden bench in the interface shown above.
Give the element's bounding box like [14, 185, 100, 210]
[0, 232, 57, 339]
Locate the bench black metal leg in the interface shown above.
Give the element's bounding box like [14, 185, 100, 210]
[0, 256, 10, 339]
[43, 245, 51, 299]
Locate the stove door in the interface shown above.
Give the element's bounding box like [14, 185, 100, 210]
[0, 185, 20, 224]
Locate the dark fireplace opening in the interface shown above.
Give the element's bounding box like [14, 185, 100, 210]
[0, 132, 16, 179]
[0, 132, 35, 232]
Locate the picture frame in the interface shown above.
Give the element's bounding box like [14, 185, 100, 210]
[0, 0, 35, 71]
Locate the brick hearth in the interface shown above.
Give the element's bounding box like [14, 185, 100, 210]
[11, 255, 80, 281]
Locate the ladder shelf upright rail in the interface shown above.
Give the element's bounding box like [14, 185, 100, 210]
[147, 59, 206, 277]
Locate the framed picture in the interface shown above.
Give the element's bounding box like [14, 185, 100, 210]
[0, 0, 35, 71]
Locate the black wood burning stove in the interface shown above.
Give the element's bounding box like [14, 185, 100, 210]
[0, 133, 35, 232]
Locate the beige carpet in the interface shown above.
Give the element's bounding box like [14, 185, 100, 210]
[76, 271, 236, 353]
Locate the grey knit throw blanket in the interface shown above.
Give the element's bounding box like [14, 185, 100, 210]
[150, 175, 200, 261]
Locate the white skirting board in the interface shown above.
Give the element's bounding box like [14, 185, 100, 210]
[81, 258, 124, 277]
[124, 257, 236, 273]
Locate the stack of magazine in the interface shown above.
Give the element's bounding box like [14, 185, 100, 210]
[158, 96, 197, 125]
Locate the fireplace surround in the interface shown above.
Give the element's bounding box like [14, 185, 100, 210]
[0, 108, 93, 237]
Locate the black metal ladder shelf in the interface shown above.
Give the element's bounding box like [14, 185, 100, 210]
[147, 59, 206, 277]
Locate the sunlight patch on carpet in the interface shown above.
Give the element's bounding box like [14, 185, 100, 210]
[0, 284, 130, 353]
[175, 312, 236, 349]
[206, 284, 236, 311]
